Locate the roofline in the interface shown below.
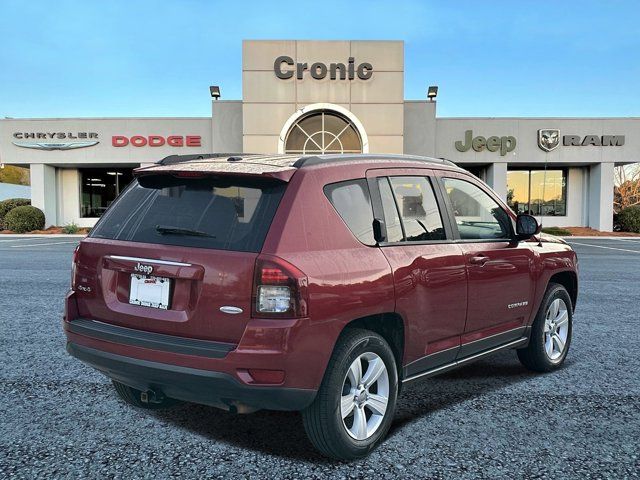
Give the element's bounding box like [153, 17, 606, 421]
[293, 154, 456, 168]
[154, 153, 458, 170]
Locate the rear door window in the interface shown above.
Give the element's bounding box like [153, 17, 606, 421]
[377, 177, 404, 242]
[388, 176, 446, 241]
[324, 179, 376, 246]
[90, 175, 286, 252]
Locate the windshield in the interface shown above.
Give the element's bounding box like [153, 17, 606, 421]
[90, 175, 286, 252]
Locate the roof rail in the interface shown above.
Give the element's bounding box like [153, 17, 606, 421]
[156, 153, 251, 166]
[292, 154, 457, 169]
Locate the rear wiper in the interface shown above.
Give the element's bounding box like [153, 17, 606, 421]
[155, 225, 216, 238]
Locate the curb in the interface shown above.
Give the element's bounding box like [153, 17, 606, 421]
[0, 234, 86, 238]
[562, 236, 640, 240]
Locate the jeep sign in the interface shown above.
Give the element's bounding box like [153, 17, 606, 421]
[455, 130, 517, 156]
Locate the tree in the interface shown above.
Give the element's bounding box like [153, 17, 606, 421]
[0, 165, 30, 186]
[614, 163, 640, 213]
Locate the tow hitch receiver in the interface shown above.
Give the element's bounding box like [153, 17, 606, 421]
[140, 389, 165, 404]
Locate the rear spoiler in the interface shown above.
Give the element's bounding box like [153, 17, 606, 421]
[135, 158, 296, 183]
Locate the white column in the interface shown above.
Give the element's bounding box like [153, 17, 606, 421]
[485, 162, 508, 201]
[59, 168, 81, 226]
[588, 162, 614, 231]
[30, 163, 57, 227]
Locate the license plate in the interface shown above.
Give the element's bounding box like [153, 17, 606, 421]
[129, 274, 171, 310]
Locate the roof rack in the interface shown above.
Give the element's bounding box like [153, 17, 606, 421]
[156, 153, 255, 166]
[292, 154, 457, 168]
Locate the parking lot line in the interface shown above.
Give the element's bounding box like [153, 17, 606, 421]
[565, 240, 640, 254]
[10, 241, 79, 248]
[607, 237, 640, 243]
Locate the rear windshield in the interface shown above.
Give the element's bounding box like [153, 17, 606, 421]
[90, 175, 286, 252]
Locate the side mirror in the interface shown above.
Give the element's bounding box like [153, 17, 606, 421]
[373, 218, 386, 243]
[515, 214, 541, 240]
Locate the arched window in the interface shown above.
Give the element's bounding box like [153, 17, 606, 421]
[284, 110, 363, 154]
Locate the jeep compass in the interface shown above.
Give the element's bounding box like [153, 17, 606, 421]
[64, 153, 578, 460]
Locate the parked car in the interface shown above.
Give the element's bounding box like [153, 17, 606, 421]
[64, 153, 578, 460]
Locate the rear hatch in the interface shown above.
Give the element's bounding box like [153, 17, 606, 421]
[73, 167, 289, 344]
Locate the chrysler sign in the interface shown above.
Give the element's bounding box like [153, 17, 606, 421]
[12, 131, 99, 150]
[10, 132, 202, 150]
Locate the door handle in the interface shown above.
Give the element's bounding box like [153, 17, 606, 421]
[469, 255, 489, 266]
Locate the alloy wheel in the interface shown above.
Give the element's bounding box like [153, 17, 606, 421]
[543, 298, 569, 361]
[340, 352, 390, 440]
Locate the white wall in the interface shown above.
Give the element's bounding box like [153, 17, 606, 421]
[30, 164, 56, 227]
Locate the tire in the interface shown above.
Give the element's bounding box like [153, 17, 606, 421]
[517, 283, 573, 372]
[112, 381, 181, 409]
[302, 328, 398, 460]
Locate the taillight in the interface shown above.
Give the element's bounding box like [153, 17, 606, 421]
[252, 255, 308, 318]
[71, 244, 80, 290]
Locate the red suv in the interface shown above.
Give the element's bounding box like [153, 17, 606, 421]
[64, 154, 578, 460]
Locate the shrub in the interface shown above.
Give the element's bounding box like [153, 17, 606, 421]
[541, 227, 572, 236]
[62, 222, 79, 234]
[3, 205, 45, 233]
[0, 198, 30, 228]
[617, 206, 640, 233]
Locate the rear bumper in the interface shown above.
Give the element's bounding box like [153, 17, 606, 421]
[67, 341, 316, 412]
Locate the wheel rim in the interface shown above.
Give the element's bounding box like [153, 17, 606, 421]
[340, 352, 390, 441]
[543, 298, 569, 361]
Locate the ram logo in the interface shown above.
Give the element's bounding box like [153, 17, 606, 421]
[538, 129, 560, 152]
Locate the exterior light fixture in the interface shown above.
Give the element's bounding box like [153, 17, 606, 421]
[210, 86, 221, 100]
[427, 85, 438, 101]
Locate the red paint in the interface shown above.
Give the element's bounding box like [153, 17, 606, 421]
[167, 136, 183, 147]
[148, 135, 165, 147]
[111, 135, 201, 147]
[64, 156, 578, 402]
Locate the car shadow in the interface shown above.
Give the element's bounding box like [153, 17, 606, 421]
[388, 350, 538, 437]
[150, 350, 542, 461]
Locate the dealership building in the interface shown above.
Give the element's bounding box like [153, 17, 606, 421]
[1, 40, 638, 231]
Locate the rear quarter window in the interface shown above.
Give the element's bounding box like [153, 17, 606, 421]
[324, 179, 376, 246]
[90, 175, 286, 252]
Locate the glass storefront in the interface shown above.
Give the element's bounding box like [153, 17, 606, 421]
[80, 168, 133, 218]
[507, 168, 567, 216]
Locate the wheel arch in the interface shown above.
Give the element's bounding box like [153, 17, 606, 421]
[548, 270, 578, 312]
[340, 312, 405, 377]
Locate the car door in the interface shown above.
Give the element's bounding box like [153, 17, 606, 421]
[366, 168, 468, 378]
[434, 170, 537, 357]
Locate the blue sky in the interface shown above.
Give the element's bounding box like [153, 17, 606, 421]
[1, 0, 639, 118]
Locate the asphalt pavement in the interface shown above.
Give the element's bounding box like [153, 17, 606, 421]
[1, 236, 639, 479]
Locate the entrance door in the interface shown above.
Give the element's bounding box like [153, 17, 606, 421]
[436, 172, 536, 357]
